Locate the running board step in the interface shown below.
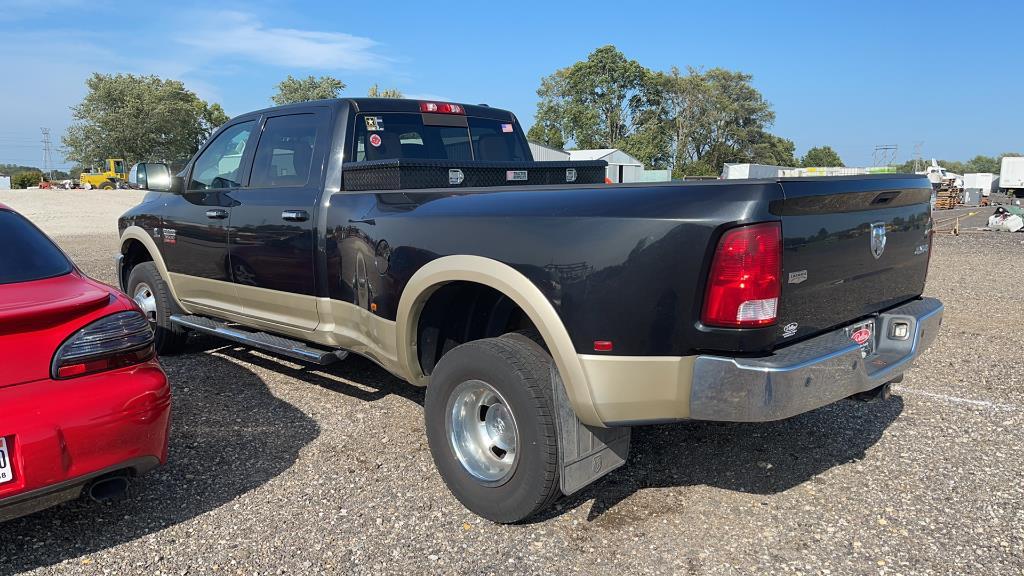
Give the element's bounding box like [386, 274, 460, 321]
[169, 314, 346, 365]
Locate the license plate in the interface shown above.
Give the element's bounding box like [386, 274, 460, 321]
[849, 320, 876, 357]
[506, 170, 528, 181]
[0, 438, 12, 485]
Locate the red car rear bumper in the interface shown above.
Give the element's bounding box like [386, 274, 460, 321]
[0, 359, 170, 521]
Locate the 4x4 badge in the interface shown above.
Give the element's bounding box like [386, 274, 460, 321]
[870, 222, 886, 259]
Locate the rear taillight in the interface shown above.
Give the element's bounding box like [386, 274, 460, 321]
[702, 222, 782, 328]
[52, 311, 155, 379]
[419, 102, 465, 114]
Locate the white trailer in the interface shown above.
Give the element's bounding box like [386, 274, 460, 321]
[963, 173, 997, 198]
[999, 157, 1024, 194]
[721, 163, 784, 179]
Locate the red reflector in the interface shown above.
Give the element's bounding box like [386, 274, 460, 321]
[56, 346, 155, 379]
[419, 102, 464, 115]
[702, 222, 782, 328]
[593, 340, 614, 352]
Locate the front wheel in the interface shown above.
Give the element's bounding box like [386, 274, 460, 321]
[127, 262, 188, 354]
[424, 335, 560, 523]
[98, 181, 115, 190]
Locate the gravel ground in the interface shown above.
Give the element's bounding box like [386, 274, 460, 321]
[1, 191, 1022, 575]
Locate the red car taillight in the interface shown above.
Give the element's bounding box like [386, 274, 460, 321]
[702, 222, 782, 328]
[51, 311, 155, 379]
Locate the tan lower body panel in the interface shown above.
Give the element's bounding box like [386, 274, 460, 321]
[168, 272, 408, 381]
[168, 273, 243, 315]
[578, 354, 695, 425]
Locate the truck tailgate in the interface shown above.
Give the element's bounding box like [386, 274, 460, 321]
[774, 175, 933, 344]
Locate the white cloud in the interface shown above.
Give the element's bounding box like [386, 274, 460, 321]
[180, 11, 390, 72]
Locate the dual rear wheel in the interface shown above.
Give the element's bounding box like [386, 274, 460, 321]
[424, 334, 562, 523]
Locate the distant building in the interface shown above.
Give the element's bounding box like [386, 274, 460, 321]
[0, 174, 10, 190]
[568, 149, 643, 183]
[528, 143, 670, 183]
[528, 142, 570, 162]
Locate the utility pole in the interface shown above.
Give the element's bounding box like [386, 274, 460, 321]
[912, 142, 924, 173]
[872, 144, 898, 168]
[40, 128, 54, 181]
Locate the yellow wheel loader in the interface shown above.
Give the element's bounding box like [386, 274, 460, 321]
[79, 159, 128, 189]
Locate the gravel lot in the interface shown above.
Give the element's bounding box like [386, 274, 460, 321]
[1, 190, 1022, 575]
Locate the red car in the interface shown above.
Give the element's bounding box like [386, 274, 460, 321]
[0, 203, 170, 522]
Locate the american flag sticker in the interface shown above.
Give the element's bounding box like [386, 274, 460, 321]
[501, 123, 513, 133]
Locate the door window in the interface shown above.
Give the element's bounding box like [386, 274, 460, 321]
[189, 120, 256, 190]
[249, 114, 320, 188]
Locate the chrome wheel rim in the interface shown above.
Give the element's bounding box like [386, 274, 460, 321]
[133, 283, 157, 322]
[446, 380, 519, 484]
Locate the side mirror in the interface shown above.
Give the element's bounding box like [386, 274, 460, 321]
[128, 162, 173, 191]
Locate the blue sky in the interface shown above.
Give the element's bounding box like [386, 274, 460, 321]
[0, 0, 1019, 170]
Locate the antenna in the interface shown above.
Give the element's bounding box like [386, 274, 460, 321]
[40, 128, 54, 181]
[872, 144, 898, 167]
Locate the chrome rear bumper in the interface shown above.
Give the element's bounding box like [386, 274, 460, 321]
[689, 297, 943, 422]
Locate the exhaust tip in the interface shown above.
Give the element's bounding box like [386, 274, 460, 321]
[86, 474, 130, 503]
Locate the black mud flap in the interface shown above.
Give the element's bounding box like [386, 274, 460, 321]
[552, 365, 631, 495]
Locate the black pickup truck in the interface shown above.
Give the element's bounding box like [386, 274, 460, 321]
[118, 98, 942, 522]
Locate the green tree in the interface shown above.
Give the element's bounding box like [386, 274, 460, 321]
[941, 160, 967, 174]
[526, 122, 565, 150]
[272, 75, 346, 105]
[963, 155, 999, 173]
[531, 46, 665, 166]
[367, 84, 403, 98]
[12, 171, 42, 189]
[662, 66, 775, 177]
[801, 145, 844, 167]
[62, 73, 229, 166]
[0, 164, 42, 180]
[752, 133, 798, 167]
[896, 153, 1021, 174]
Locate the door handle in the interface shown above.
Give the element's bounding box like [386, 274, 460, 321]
[281, 210, 310, 222]
[205, 209, 228, 219]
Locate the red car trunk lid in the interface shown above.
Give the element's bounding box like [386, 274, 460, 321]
[0, 273, 113, 387]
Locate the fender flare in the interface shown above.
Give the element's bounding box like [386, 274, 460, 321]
[396, 255, 602, 427]
[118, 226, 188, 310]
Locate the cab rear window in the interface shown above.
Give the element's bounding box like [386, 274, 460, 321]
[353, 113, 529, 162]
[0, 210, 72, 285]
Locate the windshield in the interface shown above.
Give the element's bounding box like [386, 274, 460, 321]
[353, 113, 529, 162]
[0, 210, 72, 285]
